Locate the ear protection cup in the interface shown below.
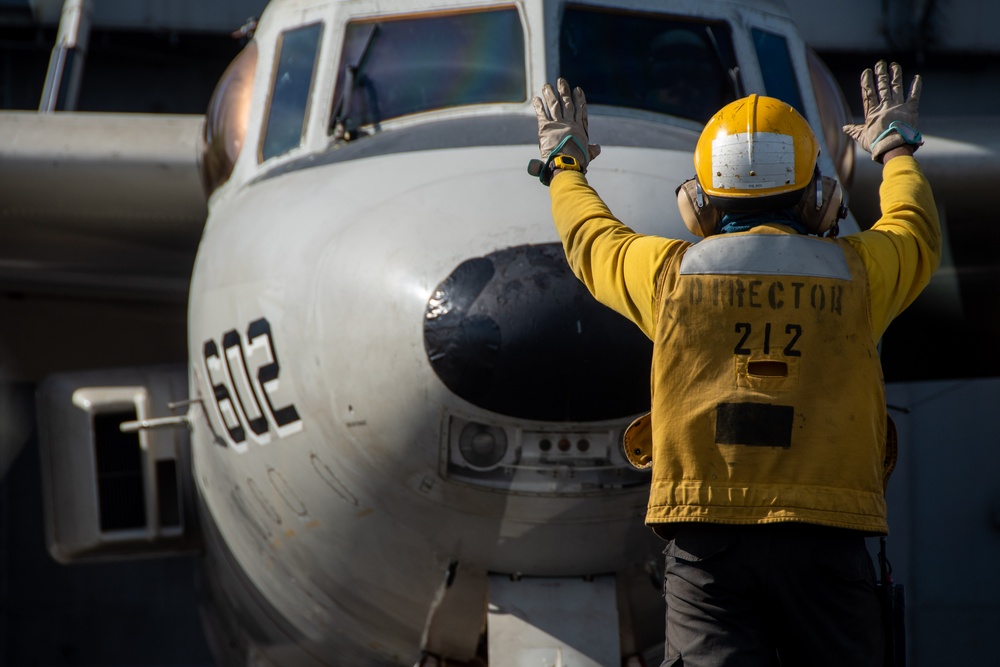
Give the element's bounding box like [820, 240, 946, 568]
[795, 167, 848, 236]
[676, 178, 721, 238]
[677, 169, 848, 238]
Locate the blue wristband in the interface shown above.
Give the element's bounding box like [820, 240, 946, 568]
[871, 121, 923, 154]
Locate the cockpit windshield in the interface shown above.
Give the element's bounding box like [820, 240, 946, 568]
[560, 5, 741, 124]
[330, 8, 525, 138]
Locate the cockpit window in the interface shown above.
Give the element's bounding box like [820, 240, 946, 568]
[752, 28, 805, 117]
[261, 22, 323, 161]
[560, 5, 740, 124]
[330, 8, 525, 139]
[201, 41, 257, 194]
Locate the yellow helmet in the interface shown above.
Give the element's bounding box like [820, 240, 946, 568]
[694, 94, 819, 210]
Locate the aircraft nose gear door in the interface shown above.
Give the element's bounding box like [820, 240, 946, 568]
[487, 574, 620, 667]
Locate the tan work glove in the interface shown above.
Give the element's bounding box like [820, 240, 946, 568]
[843, 60, 923, 162]
[528, 78, 601, 185]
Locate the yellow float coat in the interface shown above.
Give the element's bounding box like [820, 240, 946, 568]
[549, 156, 940, 533]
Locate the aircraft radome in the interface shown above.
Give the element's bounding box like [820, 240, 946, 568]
[1, 0, 997, 665]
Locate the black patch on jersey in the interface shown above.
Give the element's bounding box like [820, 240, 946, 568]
[715, 402, 793, 448]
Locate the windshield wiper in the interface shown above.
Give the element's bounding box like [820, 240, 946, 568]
[331, 23, 379, 141]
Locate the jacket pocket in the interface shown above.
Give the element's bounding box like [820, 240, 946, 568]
[665, 526, 740, 563]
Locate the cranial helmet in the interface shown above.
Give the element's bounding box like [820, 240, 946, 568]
[677, 94, 846, 237]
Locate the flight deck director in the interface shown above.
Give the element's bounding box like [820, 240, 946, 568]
[530, 61, 939, 666]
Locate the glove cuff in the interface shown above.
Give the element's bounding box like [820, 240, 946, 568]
[871, 121, 923, 160]
[545, 135, 589, 166]
[532, 135, 589, 186]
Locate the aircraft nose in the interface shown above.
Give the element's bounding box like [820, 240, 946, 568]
[424, 243, 651, 422]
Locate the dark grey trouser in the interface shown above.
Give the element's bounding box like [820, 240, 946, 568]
[660, 523, 884, 667]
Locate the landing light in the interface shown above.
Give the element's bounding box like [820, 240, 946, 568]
[458, 422, 508, 469]
[444, 415, 649, 495]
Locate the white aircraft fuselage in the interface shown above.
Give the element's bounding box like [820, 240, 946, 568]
[191, 140, 681, 663]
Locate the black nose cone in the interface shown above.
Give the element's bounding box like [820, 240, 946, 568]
[424, 244, 651, 422]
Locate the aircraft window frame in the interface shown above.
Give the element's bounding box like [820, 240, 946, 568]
[751, 28, 805, 118]
[329, 6, 527, 140]
[559, 4, 742, 124]
[260, 21, 324, 162]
